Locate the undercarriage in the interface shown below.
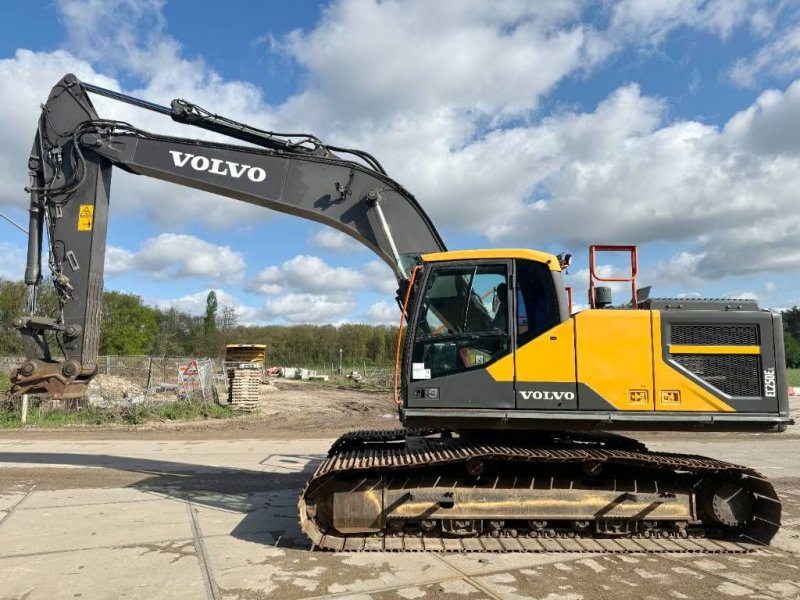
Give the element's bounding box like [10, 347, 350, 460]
[298, 429, 781, 553]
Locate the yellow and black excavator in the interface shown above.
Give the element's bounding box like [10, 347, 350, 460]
[11, 75, 792, 553]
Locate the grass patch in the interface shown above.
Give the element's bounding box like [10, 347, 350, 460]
[787, 368, 800, 387]
[300, 377, 391, 392]
[0, 371, 9, 392]
[0, 397, 240, 429]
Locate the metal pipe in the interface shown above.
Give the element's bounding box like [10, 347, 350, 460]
[23, 192, 41, 290]
[369, 191, 408, 280]
[82, 82, 172, 116]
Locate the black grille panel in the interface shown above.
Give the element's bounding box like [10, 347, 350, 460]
[670, 325, 759, 346]
[672, 354, 761, 397]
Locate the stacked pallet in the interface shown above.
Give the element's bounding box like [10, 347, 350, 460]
[227, 363, 262, 411]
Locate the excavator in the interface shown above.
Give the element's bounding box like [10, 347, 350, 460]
[10, 74, 792, 553]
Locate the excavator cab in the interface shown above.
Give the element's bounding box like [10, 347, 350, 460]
[403, 250, 567, 411]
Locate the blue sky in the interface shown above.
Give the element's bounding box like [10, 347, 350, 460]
[2, 0, 800, 324]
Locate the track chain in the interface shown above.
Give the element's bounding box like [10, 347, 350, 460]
[299, 429, 781, 553]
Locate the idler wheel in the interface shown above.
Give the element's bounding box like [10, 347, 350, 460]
[707, 483, 755, 527]
[583, 461, 603, 477]
[466, 457, 484, 477]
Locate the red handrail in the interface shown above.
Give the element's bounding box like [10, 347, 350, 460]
[588, 245, 638, 308]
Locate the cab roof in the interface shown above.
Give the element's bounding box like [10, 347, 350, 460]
[420, 249, 561, 271]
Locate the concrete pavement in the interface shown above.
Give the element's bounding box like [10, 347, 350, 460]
[0, 435, 798, 600]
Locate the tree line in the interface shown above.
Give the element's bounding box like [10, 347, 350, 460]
[0, 279, 399, 366]
[3, 277, 800, 369]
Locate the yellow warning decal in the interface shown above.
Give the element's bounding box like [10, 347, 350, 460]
[78, 205, 94, 231]
[660, 390, 681, 405]
[628, 389, 649, 405]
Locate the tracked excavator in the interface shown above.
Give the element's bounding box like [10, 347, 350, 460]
[10, 75, 792, 553]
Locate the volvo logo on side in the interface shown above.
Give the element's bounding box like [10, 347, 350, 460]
[169, 151, 267, 183]
[518, 390, 575, 401]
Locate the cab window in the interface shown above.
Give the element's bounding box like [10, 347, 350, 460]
[412, 264, 510, 379]
[515, 259, 560, 346]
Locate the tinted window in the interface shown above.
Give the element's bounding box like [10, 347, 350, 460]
[412, 264, 510, 379]
[516, 260, 559, 346]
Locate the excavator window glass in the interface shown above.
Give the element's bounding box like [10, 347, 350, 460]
[515, 259, 560, 346]
[412, 263, 510, 379]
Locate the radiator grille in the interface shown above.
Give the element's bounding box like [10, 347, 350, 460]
[672, 354, 761, 397]
[670, 325, 759, 346]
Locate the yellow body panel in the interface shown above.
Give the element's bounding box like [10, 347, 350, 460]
[652, 313, 735, 412]
[421, 248, 561, 271]
[575, 311, 655, 410]
[486, 351, 515, 382]
[514, 319, 576, 383]
[668, 344, 760, 355]
[487, 319, 576, 383]
[485, 308, 740, 414]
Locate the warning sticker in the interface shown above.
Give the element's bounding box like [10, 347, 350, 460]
[412, 363, 431, 380]
[182, 360, 199, 376]
[77, 205, 94, 231]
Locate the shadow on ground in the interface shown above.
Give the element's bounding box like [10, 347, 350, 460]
[0, 451, 323, 550]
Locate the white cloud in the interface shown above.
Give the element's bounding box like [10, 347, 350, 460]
[277, 0, 602, 122]
[729, 24, 800, 87]
[649, 251, 705, 288]
[248, 255, 395, 296]
[248, 255, 364, 295]
[723, 290, 758, 300]
[364, 300, 399, 324]
[310, 229, 362, 253]
[362, 261, 397, 295]
[608, 0, 760, 44]
[105, 233, 245, 283]
[0, 2, 278, 229]
[260, 292, 356, 324]
[154, 288, 259, 325]
[0, 242, 26, 280]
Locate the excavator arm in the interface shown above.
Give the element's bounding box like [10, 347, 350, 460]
[11, 74, 445, 398]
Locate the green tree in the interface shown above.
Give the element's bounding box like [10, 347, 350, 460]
[99, 291, 158, 355]
[152, 307, 202, 356]
[201, 290, 219, 357]
[0, 279, 25, 355]
[218, 305, 238, 353]
[784, 331, 800, 369]
[783, 307, 800, 340]
[204, 291, 218, 334]
[0, 278, 61, 355]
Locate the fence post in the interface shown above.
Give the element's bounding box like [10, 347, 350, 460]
[105, 355, 110, 375]
[21, 394, 28, 424]
[145, 355, 153, 392]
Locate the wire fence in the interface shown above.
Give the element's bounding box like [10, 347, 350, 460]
[0, 355, 223, 399]
[0, 356, 396, 391]
[296, 362, 395, 388]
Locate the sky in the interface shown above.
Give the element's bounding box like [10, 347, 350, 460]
[2, 0, 800, 325]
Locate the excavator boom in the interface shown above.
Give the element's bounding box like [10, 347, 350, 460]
[11, 74, 445, 398]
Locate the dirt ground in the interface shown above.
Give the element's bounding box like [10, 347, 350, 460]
[0, 379, 402, 441]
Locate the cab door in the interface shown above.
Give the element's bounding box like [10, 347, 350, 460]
[511, 259, 578, 410]
[405, 261, 515, 409]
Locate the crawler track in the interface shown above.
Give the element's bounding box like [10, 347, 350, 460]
[298, 429, 781, 553]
